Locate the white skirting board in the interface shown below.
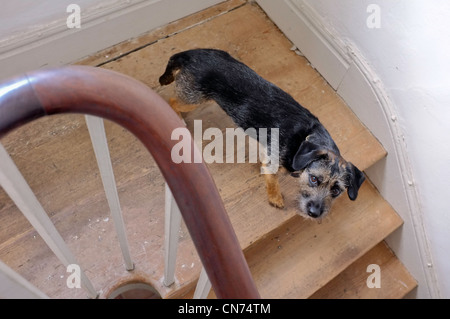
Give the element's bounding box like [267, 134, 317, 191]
[256, 0, 439, 298]
[0, 0, 225, 81]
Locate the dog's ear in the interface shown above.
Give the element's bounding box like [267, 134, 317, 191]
[345, 162, 365, 200]
[292, 141, 323, 171]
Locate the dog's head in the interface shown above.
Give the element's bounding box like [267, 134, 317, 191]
[290, 140, 365, 220]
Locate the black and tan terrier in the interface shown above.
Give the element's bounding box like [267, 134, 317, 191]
[159, 48, 365, 220]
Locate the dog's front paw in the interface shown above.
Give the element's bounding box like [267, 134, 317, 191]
[268, 193, 285, 209]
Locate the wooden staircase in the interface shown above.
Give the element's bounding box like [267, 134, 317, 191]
[0, 0, 416, 298]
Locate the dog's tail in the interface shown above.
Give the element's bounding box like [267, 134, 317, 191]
[159, 52, 189, 86]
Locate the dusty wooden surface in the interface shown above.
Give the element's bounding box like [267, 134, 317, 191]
[242, 180, 403, 298]
[0, 1, 410, 299]
[310, 241, 417, 299]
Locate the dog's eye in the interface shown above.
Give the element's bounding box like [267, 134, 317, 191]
[331, 187, 341, 197]
[309, 175, 319, 186]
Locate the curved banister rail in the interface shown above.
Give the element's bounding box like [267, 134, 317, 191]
[0, 65, 260, 299]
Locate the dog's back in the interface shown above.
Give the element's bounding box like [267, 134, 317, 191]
[159, 49, 365, 214]
[160, 49, 272, 108]
[159, 49, 327, 167]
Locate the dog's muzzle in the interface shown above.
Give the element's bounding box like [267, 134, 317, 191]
[306, 200, 323, 218]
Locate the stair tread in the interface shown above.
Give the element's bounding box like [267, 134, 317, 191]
[310, 241, 417, 299]
[204, 181, 403, 299]
[241, 181, 403, 299]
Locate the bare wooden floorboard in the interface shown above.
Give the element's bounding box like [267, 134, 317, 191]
[203, 181, 404, 299]
[310, 241, 417, 299]
[242, 180, 403, 299]
[76, 0, 247, 67]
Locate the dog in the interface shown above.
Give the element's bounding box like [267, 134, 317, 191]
[159, 48, 365, 219]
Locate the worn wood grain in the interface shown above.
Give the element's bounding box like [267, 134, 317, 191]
[310, 241, 418, 299]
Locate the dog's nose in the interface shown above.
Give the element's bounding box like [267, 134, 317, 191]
[307, 201, 322, 218]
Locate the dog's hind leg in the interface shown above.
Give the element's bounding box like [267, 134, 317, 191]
[262, 164, 284, 209]
[168, 97, 199, 119]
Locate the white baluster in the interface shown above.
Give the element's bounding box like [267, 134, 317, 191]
[163, 183, 213, 296]
[85, 115, 134, 271]
[0, 260, 49, 299]
[193, 267, 212, 299]
[0, 143, 97, 298]
[163, 183, 182, 286]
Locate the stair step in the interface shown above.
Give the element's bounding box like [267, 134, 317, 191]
[199, 240, 417, 299]
[206, 180, 403, 299]
[179, 182, 405, 299]
[310, 241, 417, 299]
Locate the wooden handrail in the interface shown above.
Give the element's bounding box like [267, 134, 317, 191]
[0, 66, 260, 299]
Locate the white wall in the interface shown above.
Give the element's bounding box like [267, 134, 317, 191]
[302, 0, 450, 298]
[1, 0, 97, 39]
